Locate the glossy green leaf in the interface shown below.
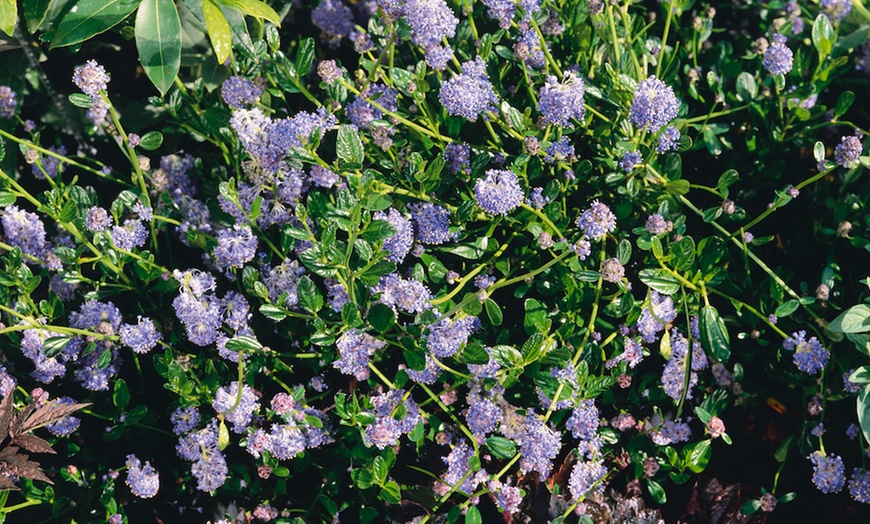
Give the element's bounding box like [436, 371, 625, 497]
[0, 0, 16, 37]
[699, 305, 731, 362]
[859, 385, 870, 448]
[812, 13, 834, 58]
[215, 0, 280, 25]
[43, 336, 70, 358]
[297, 275, 323, 313]
[138, 130, 163, 150]
[849, 366, 870, 384]
[829, 304, 870, 333]
[774, 299, 799, 318]
[113, 378, 130, 412]
[68, 93, 94, 108]
[368, 303, 395, 333]
[51, 0, 143, 48]
[684, 439, 711, 473]
[295, 37, 315, 77]
[638, 269, 680, 295]
[485, 436, 517, 459]
[735, 72, 756, 102]
[484, 299, 503, 326]
[336, 124, 363, 165]
[203, 0, 233, 65]
[135, 0, 181, 95]
[24, 0, 51, 33]
[464, 506, 482, 524]
[647, 478, 666, 504]
[835, 91, 855, 118]
[224, 335, 262, 352]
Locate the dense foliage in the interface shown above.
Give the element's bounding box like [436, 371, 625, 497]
[0, 0, 868, 522]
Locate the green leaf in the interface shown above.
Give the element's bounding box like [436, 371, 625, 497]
[43, 336, 70, 358]
[360, 219, 397, 242]
[835, 91, 855, 118]
[741, 500, 761, 515]
[464, 506, 482, 524]
[523, 298, 549, 334]
[774, 299, 799, 318]
[638, 269, 680, 295]
[484, 299, 503, 326]
[699, 305, 731, 362]
[215, 0, 280, 25]
[51, 0, 143, 48]
[859, 385, 870, 449]
[379, 481, 401, 504]
[716, 169, 739, 197]
[0, 191, 17, 207]
[336, 124, 363, 166]
[669, 236, 695, 272]
[135, 0, 181, 95]
[485, 436, 517, 459]
[68, 93, 94, 108]
[203, 0, 233, 65]
[372, 456, 388, 485]
[684, 439, 711, 473]
[438, 236, 489, 260]
[24, 0, 51, 33]
[829, 304, 870, 333]
[813, 141, 825, 164]
[113, 379, 130, 412]
[224, 335, 262, 352]
[617, 238, 631, 265]
[259, 303, 286, 321]
[295, 37, 315, 77]
[218, 418, 230, 450]
[735, 72, 756, 102]
[0, 0, 16, 37]
[97, 347, 113, 369]
[137, 130, 163, 150]
[849, 366, 870, 385]
[666, 179, 690, 196]
[490, 345, 523, 368]
[368, 303, 395, 333]
[647, 479, 666, 504]
[297, 275, 324, 313]
[812, 13, 834, 58]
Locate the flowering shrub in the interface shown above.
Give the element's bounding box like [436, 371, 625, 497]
[0, 0, 868, 522]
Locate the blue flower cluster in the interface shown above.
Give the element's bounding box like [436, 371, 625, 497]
[333, 329, 386, 380]
[763, 34, 793, 75]
[538, 72, 586, 127]
[576, 200, 617, 241]
[438, 58, 498, 121]
[629, 77, 679, 133]
[474, 169, 524, 215]
[783, 330, 829, 375]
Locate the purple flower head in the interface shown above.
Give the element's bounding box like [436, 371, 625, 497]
[763, 34, 793, 75]
[347, 84, 398, 129]
[374, 208, 414, 263]
[651, 419, 691, 445]
[783, 331, 829, 375]
[481, 0, 515, 28]
[438, 57, 498, 121]
[491, 481, 523, 513]
[606, 336, 644, 369]
[31, 145, 66, 180]
[544, 136, 575, 164]
[371, 273, 432, 314]
[213, 224, 257, 269]
[657, 126, 681, 153]
[629, 77, 679, 132]
[0, 86, 16, 119]
[515, 26, 546, 69]
[849, 468, 870, 503]
[662, 331, 699, 401]
[646, 214, 668, 235]
[636, 291, 676, 342]
[474, 169, 524, 215]
[119, 316, 161, 354]
[568, 458, 607, 500]
[409, 202, 452, 244]
[810, 451, 845, 493]
[538, 72, 586, 127]
[264, 258, 306, 308]
[834, 135, 862, 169]
[600, 257, 624, 283]
[221, 75, 263, 108]
[73, 60, 110, 96]
[519, 412, 562, 477]
[576, 200, 616, 240]
[406, 0, 458, 49]
[312, 0, 355, 41]
[621, 150, 642, 172]
[310, 165, 340, 188]
[467, 398, 502, 437]
[405, 352, 443, 384]
[424, 316, 478, 358]
[125, 455, 159, 498]
[822, 0, 851, 22]
[171, 406, 200, 435]
[2, 205, 46, 258]
[444, 143, 471, 175]
[441, 440, 487, 495]
[567, 399, 599, 440]
[110, 219, 148, 251]
[364, 389, 420, 449]
[212, 381, 260, 433]
[333, 329, 386, 380]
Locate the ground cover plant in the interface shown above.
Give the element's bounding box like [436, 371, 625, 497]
[0, 0, 868, 522]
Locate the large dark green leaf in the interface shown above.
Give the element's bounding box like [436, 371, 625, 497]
[24, 0, 52, 33]
[51, 0, 143, 48]
[638, 268, 680, 295]
[135, 0, 181, 95]
[699, 305, 730, 361]
[859, 385, 870, 448]
[829, 304, 870, 333]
